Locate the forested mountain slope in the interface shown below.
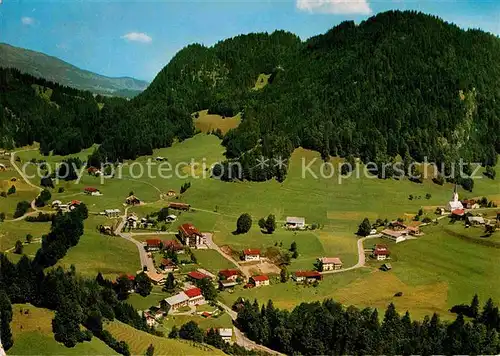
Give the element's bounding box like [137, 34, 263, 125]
[141, 10, 500, 181]
[0, 43, 148, 98]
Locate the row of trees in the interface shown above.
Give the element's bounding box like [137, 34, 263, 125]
[236, 296, 500, 355]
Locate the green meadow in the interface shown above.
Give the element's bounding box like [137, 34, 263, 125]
[3, 133, 499, 319]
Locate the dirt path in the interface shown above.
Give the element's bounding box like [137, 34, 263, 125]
[204, 233, 249, 278]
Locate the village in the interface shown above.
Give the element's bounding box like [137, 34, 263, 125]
[51, 180, 497, 342]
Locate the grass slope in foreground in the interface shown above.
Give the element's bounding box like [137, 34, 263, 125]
[105, 320, 224, 356]
[8, 304, 114, 355]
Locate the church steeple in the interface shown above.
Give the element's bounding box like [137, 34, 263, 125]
[453, 184, 459, 202]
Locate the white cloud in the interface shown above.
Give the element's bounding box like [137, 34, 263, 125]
[296, 0, 372, 15]
[21, 16, 35, 26]
[121, 32, 152, 44]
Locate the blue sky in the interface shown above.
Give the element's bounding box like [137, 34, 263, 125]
[1, 0, 500, 81]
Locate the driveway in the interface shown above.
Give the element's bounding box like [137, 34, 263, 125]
[203, 233, 250, 279]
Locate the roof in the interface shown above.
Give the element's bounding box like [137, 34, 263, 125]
[319, 257, 342, 265]
[286, 216, 305, 224]
[251, 275, 269, 282]
[87, 166, 99, 172]
[184, 287, 202, 298]
[104, 209, 121, 213]
[243, 248, 260, 256]
[381, 229, 405, 238]
[201, 311, 211, 318]
[169, 202, 190, 208]
[407, 226, 420, 232]
[118, 274, 135, 281]
[167, 214, 177, 219]
[161, 258, 176, 267]
[146, 238, 161, 246]
[178, 223, 202, 237]
[219, 281, 238, 288]
[219, 269, 240, 278]
[51, 200, 62, 205]
[163, 239, 183, 250]
[218, 328, 233, 337]
[84, 187, 98, 192]
[452, 209, 465, 216]
[294, 271, 322, 278]
[146, 271, 166, 283]
[468, 216, 485, 223]
[373, 246, 390, 255]
[187, 271, 209, 280]
[390, 221, 407, 228]
[164, 292, 189, 306]
[70, 200, 81, 205]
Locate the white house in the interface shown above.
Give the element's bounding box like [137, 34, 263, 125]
[162, 292, 189, 312]
[381, 229, 408, 243]
[318, 257, 342, 271]
[243, 249, 260, 262]
[286, 216, 306, 229]
[218, 328, 233, 342]
[104, 209, 121, 218]
[250, 275, 269, 287]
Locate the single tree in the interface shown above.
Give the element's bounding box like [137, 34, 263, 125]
[357, 218, 371, 237]
[280, 267, 288, 283]
[163, 272, 176, 292]
[7, 185, 16, 195]
[265, 214, 276, 234]
[14, 240, 23, 255]
[25, 234, 33, 244]
[145, 343, 155, 356]
[236, 213, 252, 234]
[258, 218, 266, 230]
[470, 294, 480, 319]
[135, 272, 152, 297]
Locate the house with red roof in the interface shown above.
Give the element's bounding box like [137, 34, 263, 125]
[145, 238, 161, 251]
[250, 275, 269, 287]
[184, 287, 205, 305]
[178, 223, 204, 248]
[292, 271, 322, 283]
[84, 187, 101, 196]
[187, 271, 210, 282]
[372, 244, 390, 261]
[243, 249, 261, 262]
[219, 269, 240, 282]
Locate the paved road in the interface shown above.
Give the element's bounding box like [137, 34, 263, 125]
[204, 233, 250, 279]
[321, 234, 381, 275]
[114, 207, 155, 272]
[218, 302, 285, 355]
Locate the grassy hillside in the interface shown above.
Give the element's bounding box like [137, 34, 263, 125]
[105, 320, 224, 355]
[9, 304, 115, 355]
[0, 43, 148, 97]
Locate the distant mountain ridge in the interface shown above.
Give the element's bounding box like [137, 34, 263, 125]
[0, 43, 149, 97]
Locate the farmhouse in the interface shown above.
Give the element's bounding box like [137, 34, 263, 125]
[446, 185, 464, 211]
[219, 269, 240, 281]
[127, 214, 139, 228]
[381, 229, 408, 243]
[143, 312, 158, 327]
[462, 199, 480, 209]
[167, 190, 176, 197]
[286, 216, 306, 229]
[407, 225, 423, 236]
[218, 328, 233, 342]
[68, 200, 81, 211]
[166, 214, 177, 222]
[145, 238, 161, 251]
[389, 221, 407, 230]
[0, 163, 6, 171]
[318, 257, 343, 271]
[372, 244, 390, 261]
[169, 202, 191, 210]
[146, 271, 166, 285]
[250, 275, 269, 287]
[163, 239, 184, 253]
[219, 281, 238, 290]
[243, 249, 260, 262]
[381, 263, 392, 271]
[161, 292, 189, 312]
[104, 209, 121, 218]
[293, 271, 323, 282]
[187, 271, 211, 282]
[160, 258, 178, 272]
[125, 195, 141, 205]
[467, 216, 486, 225]
[84, 187, 101, 196]
[178, 223, 204, 248]
[99, 225, 113, 235]
[155, 156, 167, 162]
[184, 287, 205, 306]
[87, 167, 101, 176]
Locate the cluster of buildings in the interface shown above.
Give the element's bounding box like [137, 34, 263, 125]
[161, 287, 206, 312]
[381, 221, 422, 243]
[51, 199, 82, 213]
